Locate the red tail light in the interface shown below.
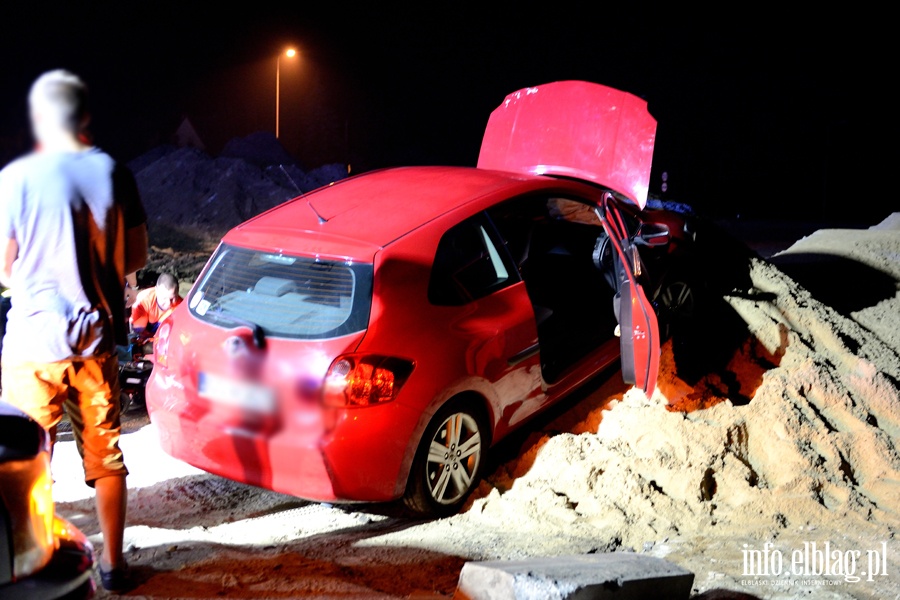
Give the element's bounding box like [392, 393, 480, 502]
[323, 355, 414, 407]
[155, 322, 172, 368]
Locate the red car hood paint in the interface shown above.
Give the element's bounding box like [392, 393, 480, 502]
[477, 80, 657, 209]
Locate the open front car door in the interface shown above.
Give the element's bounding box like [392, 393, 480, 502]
[478, 79, 662, 395]
[595, 193, 660, 395]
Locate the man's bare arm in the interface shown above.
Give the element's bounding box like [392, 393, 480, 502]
[125, 224, 148, 276]
[0, 236, 17, 288]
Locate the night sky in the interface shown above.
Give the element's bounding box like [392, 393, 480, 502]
[0, 3, 892, 222]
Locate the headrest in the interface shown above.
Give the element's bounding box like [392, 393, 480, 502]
[254, 277, 297, 297]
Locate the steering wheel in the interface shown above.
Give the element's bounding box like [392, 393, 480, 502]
[592, 232, 611, 270]
[593, 232, 621, 291]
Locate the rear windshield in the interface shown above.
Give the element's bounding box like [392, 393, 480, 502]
[188, 244, 373, 339]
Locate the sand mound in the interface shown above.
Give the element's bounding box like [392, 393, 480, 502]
[870, 212, 900, 231]
[444, 226, 900, 559]
[771, 216, 900, 357]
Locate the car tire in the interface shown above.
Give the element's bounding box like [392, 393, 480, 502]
[655, 271, 698, 340]
[403, 397, 490, 518]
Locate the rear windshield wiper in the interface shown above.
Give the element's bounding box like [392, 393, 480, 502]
[206, 310, 266, 349]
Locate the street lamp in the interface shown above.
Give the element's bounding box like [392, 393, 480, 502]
[276, 48, 297, 138]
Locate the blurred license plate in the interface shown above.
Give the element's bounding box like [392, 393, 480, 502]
[198, 372, 275, 413]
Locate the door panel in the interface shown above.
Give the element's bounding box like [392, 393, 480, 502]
[453, 282, 545, 431]
[596, 193, 661, 395]
[429, 212, 545, 432]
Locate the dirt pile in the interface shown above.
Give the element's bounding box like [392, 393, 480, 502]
[129, 131, 348, 285]
[129, 132, 348, 231]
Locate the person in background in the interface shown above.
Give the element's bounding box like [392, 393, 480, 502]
[0, 69, 148, 593]
[124, 271, 139, 313]
[129, 272, 181, 339]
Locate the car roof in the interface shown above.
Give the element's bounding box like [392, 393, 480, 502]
[223, 166, 553, 258]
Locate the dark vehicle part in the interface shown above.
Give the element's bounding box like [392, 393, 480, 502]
[117, 338, 155, 413]
[0, 401, 95, 599]
[654, 270, 698, 339]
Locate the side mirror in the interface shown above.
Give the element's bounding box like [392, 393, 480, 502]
[635, 222, 670, 247]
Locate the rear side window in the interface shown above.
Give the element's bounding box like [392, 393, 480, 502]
[428, 214, 518, 306]
[189, 245, 373, 339]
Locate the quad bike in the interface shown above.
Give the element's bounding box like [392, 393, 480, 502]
[117, 334, 155, 414]
[119, 271, 161, 414]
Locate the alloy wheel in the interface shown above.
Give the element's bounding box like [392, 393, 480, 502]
[425, 412, 482, 505]
[659, 279, 695, 320]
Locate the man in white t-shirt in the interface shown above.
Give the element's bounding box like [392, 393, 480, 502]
[0, 69, 148, 592]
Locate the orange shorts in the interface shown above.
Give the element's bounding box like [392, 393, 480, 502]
[1, 353, 128, 486]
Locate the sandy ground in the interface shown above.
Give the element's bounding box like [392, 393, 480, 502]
[48, 213, 900, 599]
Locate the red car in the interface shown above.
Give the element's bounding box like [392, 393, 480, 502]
[146, 81, 662, 516]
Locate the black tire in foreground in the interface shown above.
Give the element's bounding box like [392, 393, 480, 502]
[654, 270, 700, 341]
[403, 397, 490, 518]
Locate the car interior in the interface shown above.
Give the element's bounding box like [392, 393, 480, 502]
[488, 196, 621, 384]
[191, 246, 369, 338]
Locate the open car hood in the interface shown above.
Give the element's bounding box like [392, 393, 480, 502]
[477, 80, 656, 209]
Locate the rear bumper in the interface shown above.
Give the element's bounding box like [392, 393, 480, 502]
[0, 518, 95, 600]
[146, 369, 423, 503]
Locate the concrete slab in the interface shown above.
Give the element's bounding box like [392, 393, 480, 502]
[453, 553, 694, 600]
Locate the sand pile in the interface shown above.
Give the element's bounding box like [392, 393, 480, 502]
[429, 216, 900, 564]
[467, 260, 898, 545]
[771, 217, 900, 357]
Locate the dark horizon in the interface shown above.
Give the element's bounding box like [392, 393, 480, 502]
[0, 4, 891, 223]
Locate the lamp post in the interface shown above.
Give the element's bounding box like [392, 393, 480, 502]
[276, 48, 297, 138]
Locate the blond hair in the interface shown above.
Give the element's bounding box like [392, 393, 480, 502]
[28, 69, 89, 134]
